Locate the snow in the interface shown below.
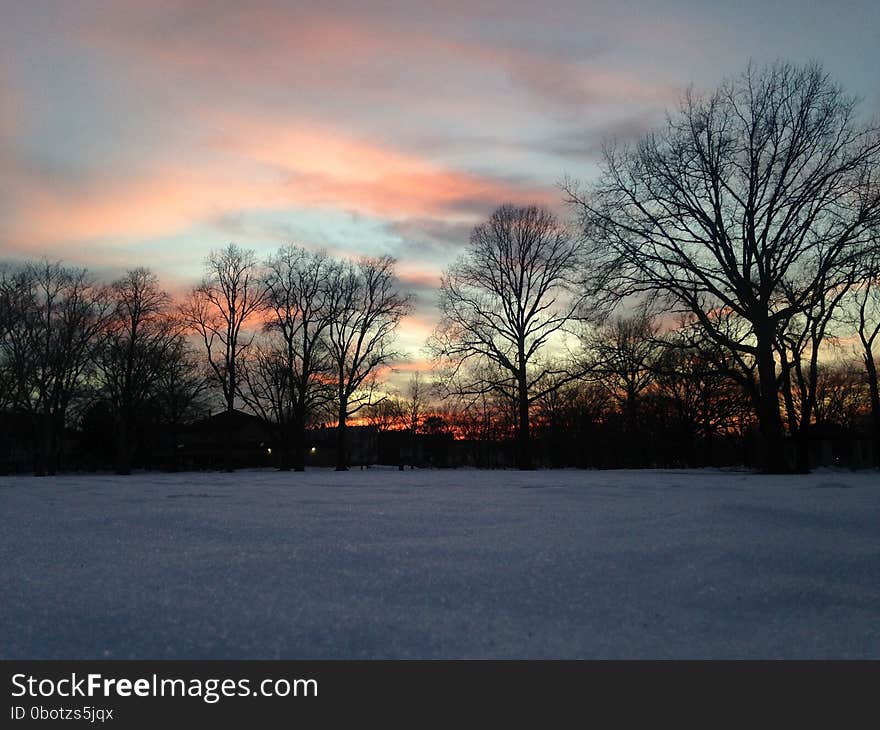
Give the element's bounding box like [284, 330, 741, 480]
[1, 467, 878, 659]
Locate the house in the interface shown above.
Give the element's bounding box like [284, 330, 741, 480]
[178, 410, 275, 470]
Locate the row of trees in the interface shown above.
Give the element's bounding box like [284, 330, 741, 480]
[0, 248, 411, 475]
[428, 304, 880, 470]
[570, 61, 880, 472]
[432, 62, 880, 472]
[2, 61, 878, 474]
[182, 245, 410, 472]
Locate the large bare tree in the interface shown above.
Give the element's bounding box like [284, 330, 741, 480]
[430, 204, 584, 470]
[325, 256, 410, 470]
[182, 244, 265, 471]
[567, 62, 880, 472]
[256, 246, 336, 471]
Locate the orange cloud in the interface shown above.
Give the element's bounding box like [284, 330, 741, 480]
[3, 164, 266, 250]
[2, 1, 678, 265]
[1, 1, 681, 255]
[227, 115, 557, 217]
[2, 112, 554, 253]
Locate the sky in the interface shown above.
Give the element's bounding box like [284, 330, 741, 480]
[1, 0, 878, 380]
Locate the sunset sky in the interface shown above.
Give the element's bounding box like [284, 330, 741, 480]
[1, 0, 878, 377]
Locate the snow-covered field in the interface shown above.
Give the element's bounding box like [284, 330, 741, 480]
[1, 467, 878, 659]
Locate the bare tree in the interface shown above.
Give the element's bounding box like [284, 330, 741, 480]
[96, 268, 180, 474]
[325, 256, 411, 470]
[364, 373, 429, 469]
[430, 204, 585, 470]
[850, 251, 880, 462]
[532, 376, 609, 467]
[567, 61, 880, 472]
[364, 394, 406, 433]
[653, 336, 753, 466]
[403, 372, 426, 468]
[0, 260, 110, 475]
[811, 362, 868, 431]
[775, 269, 853, 471]
[181, 244, 265, 471]
[585, 312, 661, 444]
[259, 246, 336, 471]
[440, 388, 507, 467]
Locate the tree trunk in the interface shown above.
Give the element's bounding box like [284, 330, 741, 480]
[703, 431, 714, 468]
[408, 428, 417, 469]
[794, 387, 815, 474]
[277, 427, 291, 472]
[864, 352, 880, 468]
[795, 351, 821, 473]
[701, 402, 713, 467]
[292, 414, 306, 472]
[224, 395, 235, 472]
[335, 399, 349, 471]
[755, 333, 789, 473]
[778, 362, 810, 473]
[516, 374, 533, 470]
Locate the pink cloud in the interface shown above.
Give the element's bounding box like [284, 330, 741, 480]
[1, 1, 680, 262]
[0, 1, 683, 254]
[1, 113, 555, 251]
[227, 115, 556, 217]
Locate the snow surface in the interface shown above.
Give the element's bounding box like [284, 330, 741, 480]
[1, 467, 878, 659]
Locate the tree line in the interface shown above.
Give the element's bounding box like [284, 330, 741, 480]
[1, 60, 879, 474]
[433, 61, 880, 472]
[0, 247, 411, 475]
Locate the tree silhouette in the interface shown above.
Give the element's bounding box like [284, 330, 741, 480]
[568, 61, 880, 472]
[325, 256, 410, 470]
[431, 204, 585, 470]
[257, 246, 337, 471]
[0, 261, 110, 475]
[97, 268, 180, 474]
[585, 312, 661, 464]
[181, 244, 265, 471]
[850, 251, 880, 463]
